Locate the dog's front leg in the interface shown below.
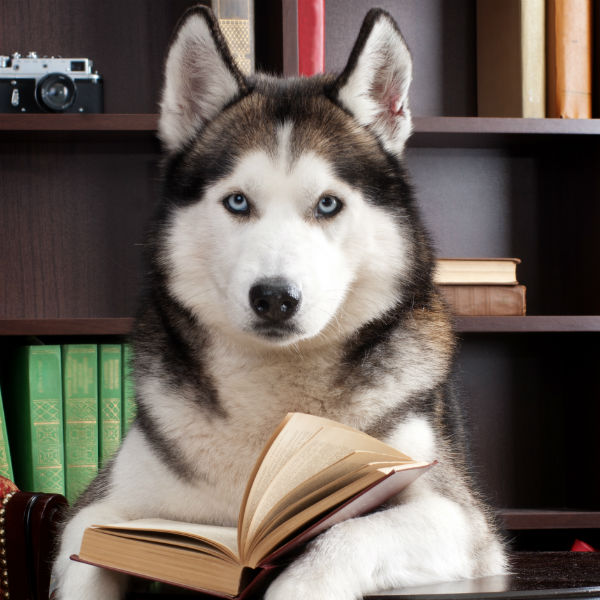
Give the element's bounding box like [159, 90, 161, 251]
[264, 493, 507, 600]
[53, 502, 130, 600]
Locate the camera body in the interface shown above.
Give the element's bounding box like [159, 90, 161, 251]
[0, 52, 103, 113]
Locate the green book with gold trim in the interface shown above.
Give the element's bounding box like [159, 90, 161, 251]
[0, 385, 14, 481]
[122, 344, 136, 436]
[8, 345, 65, 493]
[99, 344, 122, 467]
[63, 344, 98, 504]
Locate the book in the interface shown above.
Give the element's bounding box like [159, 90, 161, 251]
[214, 0, 255, 76]
[99, 344, 122, 467]
[439, 284, 526, 316]
[434, 258, 521, 286]
[477, 0, 546, 117]
[282, 0, 325, 77]
[62, 344, 98, 504]
[546, 0, 593, 118]
[0, 385, 14, 481]
[122, 344, 136, 436]
[73, 412, 433, 598]
[7, 345, 65, 494]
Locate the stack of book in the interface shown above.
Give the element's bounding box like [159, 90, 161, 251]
[4, 343, 136, 503]
[435, 258, 526, 316]
[477, 0, 596, 118]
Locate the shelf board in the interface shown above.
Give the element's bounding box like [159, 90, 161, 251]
[499, 509, 600, 531]
[455, 316, 600, 333]
[1, 316, 600, 336]
[1, 114, 599, 145]
[0, 318, 134, 336]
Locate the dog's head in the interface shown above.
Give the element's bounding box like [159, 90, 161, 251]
[155, 6, 433, 347]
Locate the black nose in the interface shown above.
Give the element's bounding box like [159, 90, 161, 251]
[249, 278, 301, 322]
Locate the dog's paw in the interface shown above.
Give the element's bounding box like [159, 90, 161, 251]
[53, 560, 127, 600]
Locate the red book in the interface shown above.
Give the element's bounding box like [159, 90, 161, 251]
[283, 0, 325, 76]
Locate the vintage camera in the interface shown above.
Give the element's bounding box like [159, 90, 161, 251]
[0, 52, 103, 113]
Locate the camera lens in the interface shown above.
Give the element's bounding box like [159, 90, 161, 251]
[36, 73, 76, 112]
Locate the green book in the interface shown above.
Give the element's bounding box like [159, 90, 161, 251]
[8, 345, 65, 493]
[63, 344, 98, 504]
[99, 344, 122, 467]
[0, 385, 14, 481]
[122, 344, 136, 436]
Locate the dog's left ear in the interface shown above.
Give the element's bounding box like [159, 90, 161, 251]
[330, 9, 413, 156]
[159, 6, 248, 153]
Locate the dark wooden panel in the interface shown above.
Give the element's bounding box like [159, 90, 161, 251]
[0, 0, 197, 112]
[0, 139, 158, 318]
[0, 318, 134, 335]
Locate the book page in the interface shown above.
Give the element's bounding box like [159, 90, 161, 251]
[93, 519, 239, 560]
[244, 425, 412, 547]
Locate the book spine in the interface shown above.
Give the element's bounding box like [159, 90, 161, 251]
[546, 0, 593, 118]
[439, 284, 527, 316]
[0, 385, 13, 481]
[298, 0, 325, 76]
[476, 0, 545, 117]
[99, 344, 122, 468]
[215, 0, 255, 75]
[122, 344, 136, 436]
[63, 344, 98, 504]
[10, 346, 65, 494]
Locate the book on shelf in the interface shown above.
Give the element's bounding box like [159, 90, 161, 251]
[434, 258, 521, 286]
[546, 0, 593, 118]
[62, 344, 98, 504]
[282, 0, 325, 77]
[72, 412, 433, 598]
[99, 344, 122, 468]
[212, 0, 255, 76]
[6, 345, 65, 494]
[439, 284, 527, 316]
[476, 0, 546, 117]
[0, 385, 13, 481]
[122, 344, 136, 436]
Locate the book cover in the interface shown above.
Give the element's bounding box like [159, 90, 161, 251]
[434, 258, 521, 286]
[547, 0, 593, 118]
[439, 284, 527, 316]
[477, 0, 545, 117]
[122, 344, 136, 436]
[282, 0, 325, 77]
[0, 385, 14, 481]
[7, 345, 65, 494]
[73, 413, 433, 597]
[62, 344, 98, 504]
[99, 344, 122, 468]
[215, 0, 255, 76]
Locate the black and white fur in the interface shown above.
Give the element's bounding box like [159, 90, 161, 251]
[53, 7, 507, 599]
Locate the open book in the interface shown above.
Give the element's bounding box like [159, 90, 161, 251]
[72, 413, 434, 598]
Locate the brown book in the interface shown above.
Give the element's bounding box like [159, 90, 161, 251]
[477, 0, 546, 117]
[439, 284, 527, 316]
[546, 0, 593, 118]
[434, 258, 521, 286]
[72, 413, 433, 598]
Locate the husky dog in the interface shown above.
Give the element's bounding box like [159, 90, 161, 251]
[53, 6, 507, 599]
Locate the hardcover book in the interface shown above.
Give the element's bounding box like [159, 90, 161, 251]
[73, 412, 433, 598]
[434, 258, 521, 286]
[0, 385, 14, 481]
[439, 284, 526, 316]
[477, 0, 545, 117]
[62, 344, 98, 504]
[122, 344, 136, 436]
[99, 344, 122, 467]
[7, 345, 65, 494]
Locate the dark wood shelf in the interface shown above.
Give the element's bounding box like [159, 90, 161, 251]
[455, 316, 600, 333]
[1, 114, 600, 145]
[499, 509, 600, 531]
[1, 316, 600, 336]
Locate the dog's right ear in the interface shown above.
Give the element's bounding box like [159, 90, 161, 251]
[159, 6, 248, 153]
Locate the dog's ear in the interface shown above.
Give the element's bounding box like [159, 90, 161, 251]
[330, 9, 413, 156]
[158, 6, 248, 153]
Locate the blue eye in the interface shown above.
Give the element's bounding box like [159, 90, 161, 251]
[315, 195, 343, 218]
[223, 193, 250, 215]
